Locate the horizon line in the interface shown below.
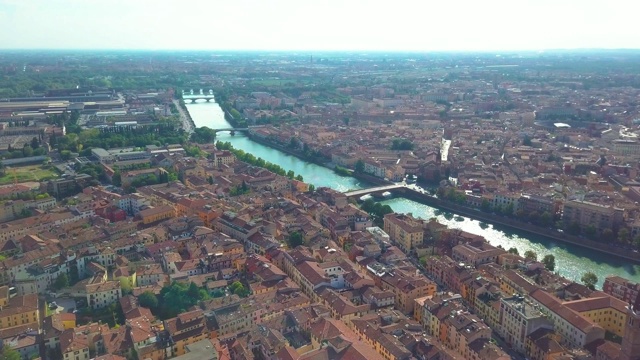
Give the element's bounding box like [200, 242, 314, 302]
[3, 47, 640, 54]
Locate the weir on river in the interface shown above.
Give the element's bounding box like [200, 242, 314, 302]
[184, 98, 640, 288]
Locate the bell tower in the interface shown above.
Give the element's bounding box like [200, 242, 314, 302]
[621, 304, 640, 360]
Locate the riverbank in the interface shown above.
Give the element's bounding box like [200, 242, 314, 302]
[183, 98, 640, 284]
[173, 99, 195, 134]
[395, 187, 640, 264]
[247, 133, 348, 175]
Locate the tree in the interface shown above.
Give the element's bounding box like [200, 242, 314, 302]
[354, 159, 365, 173]
[524, 250, 537, 262]
[584, 225, 597, 239]
[581, 271, 598, 290]
[30, 137, 40, 149]
[118, 277, 132, 295]
[288, 231, 304, 248]
[508, 247, 519, 255]
[542, 254, 556, 271]
[138, 291, 159, 309]
[602, 228, 615, 243]
[480, 199, 492, 213]
[308, 184, 315, 193]
[53, 273, 69, 290]
[60, 150, 72, 160]
[229, 281, 249, 298]
[190, 127, 216, 144]
[22, 145, 33, 157]
[0, 345, 21, 360]
[618, 228, 630, 243]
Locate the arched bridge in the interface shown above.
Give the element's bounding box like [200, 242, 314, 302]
[182, 89, 215, 102]
[213, 128, 249, 135]
[344, 184, 406, 198]
[183, 95, 216, 103]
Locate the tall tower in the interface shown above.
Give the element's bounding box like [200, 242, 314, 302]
[621, 304, 640, 360]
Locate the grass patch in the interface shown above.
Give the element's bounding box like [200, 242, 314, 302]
[0, 164, 59, 185]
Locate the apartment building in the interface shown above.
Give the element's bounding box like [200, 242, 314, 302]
[499, 295, 553, 353]
[383, 213, 424, 253]
[452, 243, 504, 267]
[563, 294, 627, 337]
[0, 289, 38, 331]
[529, 289, 605, 348]
[164, 309, 209, 356]
[86, 281, 122, 310]
[138, 205, 176, 225]
[379, 271, 436, 314]
[603, 275, 640, 309]
[562, 200, 624, 233]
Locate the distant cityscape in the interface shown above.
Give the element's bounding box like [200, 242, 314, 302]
[0, 50, 639, 360]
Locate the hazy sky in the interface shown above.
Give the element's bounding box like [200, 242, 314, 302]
[1, 0, 638, 51]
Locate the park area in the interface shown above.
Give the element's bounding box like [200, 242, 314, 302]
[0, 164, 59, 185]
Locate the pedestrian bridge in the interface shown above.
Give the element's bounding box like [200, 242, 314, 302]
[343, 184, 406, 198]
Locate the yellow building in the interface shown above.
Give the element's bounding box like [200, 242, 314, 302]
[60, 313, 76, 329]
[138, 205, 176, 225]
[164, 310, 209, 356]
[0, 288, 39, 331]
[383, 213, 424, 253]
[564, 295, 627, 337]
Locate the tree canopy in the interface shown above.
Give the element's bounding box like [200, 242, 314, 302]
[288, 231, 304, 248]
[542, 254, 556, 271]
[581, 271, 598, 290]
[138, 291, 159, 309]
[157, 281, 210, 319]
[190, 127, 217, 144]
[523, 250, 537, 262]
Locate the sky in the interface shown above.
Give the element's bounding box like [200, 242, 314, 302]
[0, 0, 639, 52]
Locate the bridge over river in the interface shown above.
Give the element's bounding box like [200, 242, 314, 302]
[344, 184, 406, 198]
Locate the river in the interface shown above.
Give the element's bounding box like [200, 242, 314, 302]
[184, 97, 640, 287]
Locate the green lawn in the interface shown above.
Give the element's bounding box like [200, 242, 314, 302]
[0, 165, 59, 185]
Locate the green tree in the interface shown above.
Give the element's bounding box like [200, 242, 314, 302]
[354, 159, 365, 173]
[138, 291, 159, 309]
[584, 225, 597, 239]
[618, 228, 630, 243]
[308, 184, 315, 193]
[0, 345, 21, 360]
[118, 277, 132, 295]
[30, 137, 40, 149]
[542, 254, 556, 271]
[524, 250, 537, 262]
[288, 231, 304, 248]
[22, 145, 33, 157]
[581, 271, 598, 290]
[60, 150, 72, 160]
[286, 170, 295, 179]
[480, 199, 492, 213]
[53, 273, 69, 290]
[508, 247, 519, 255]
[567, 222, 581, 236]
[190, 127, 217, 144]
[602, 228, 615, 243]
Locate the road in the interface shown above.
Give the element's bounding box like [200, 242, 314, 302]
[173, 99, 194, 134]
